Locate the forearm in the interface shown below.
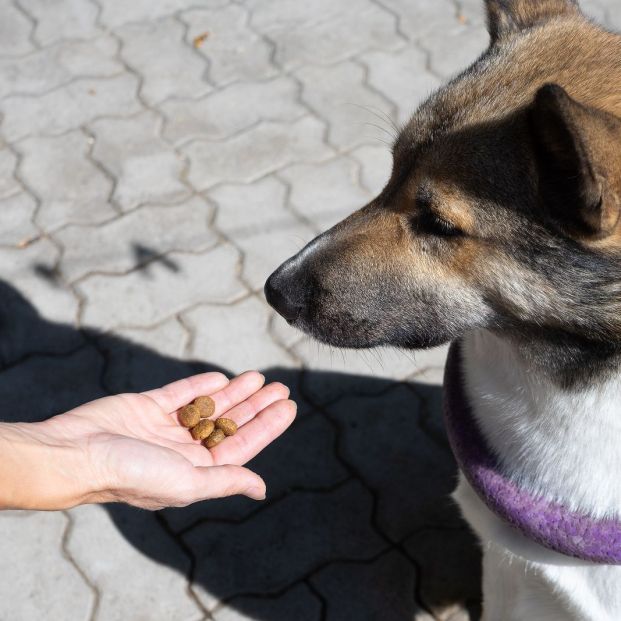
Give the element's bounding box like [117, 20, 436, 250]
[0, 421, 102, 510]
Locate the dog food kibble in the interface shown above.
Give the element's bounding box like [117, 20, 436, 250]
[179, 404, 201, 428]
[193, 396, 216, 418]
[190, 419, 215, 441]
[203, 429, 226, 448]
[215, 417, 237, 436]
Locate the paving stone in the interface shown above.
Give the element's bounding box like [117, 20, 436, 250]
[0, 3, 35, 57]
[297, 61, 396, 151]
[184, 296, 295, 373]
[455, 0, 487, 27]
[164, 411, 347, 528]
[213, 584, 321, 621]
[0, 512, 93, 621]
[349, 144, 393, 196]
[67, 504, 202, 621]
[0, 192, 38, 247]
[98, 0, 227, 29]
[279, 156, 372, 232]
[404, 528, 482, 621]
[606, 2, 621, 31]
[184, 116, 332, 190]
[580, 0, 610, 25]
[57, 196, 217, 282]
[1, 73, 142, 142]
[89, 110, 191, 210]
[0, 36, 121, 96]
[268, 308, 304, 351]
[162, 77, 305, 145]
[118, 17, 211, 105]
[361, 47, 442, 125]
[311, 551, 427, 621]
[181, 5, 276, 87]
[18, 131, 115, 231]
[0, 237, 80, 338]
[247, 0, 401, 69]
[96, 317, 198, 394]
[326, 384, 459, 539]
[378, 0, 455, 39]
[0, 147, 20, 199]
[77, 243, 246, 331]
[186, 480, 385, 608]
[212, 176, 316, 290]
[420, 23, 488, 79]
[0, 345, 104, 421]
[19, 0, 101, 45]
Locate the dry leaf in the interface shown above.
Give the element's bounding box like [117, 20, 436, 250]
[193, 32, 209, 48]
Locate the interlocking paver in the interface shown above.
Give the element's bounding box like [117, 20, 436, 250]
[310, 551, 431, 621]
[18, 130, 115, 231]
[57, 196, 217, 282]
[0, 3, 35, 57]
[187, 480, 385, 609]
[0, 36, 121, 97]
[184, 297, 296, 373]
[349, 144, 393, 195]
[77, 243, 246, 331]
[183, 116, 332, 190]
[297, 60, 396, 151]
[0, 192, 38, 247]
[98, 0, 227, 29]
[212, 584, 321, 621]
[67, 504, 203, 621]
[161, 77, 305, 145]
[361, 47, 442, 125]
[89, 110, 191, 210]
[326, 384, 458, 539]
[376, 0, 455, 39]
[180, 5, 276, 87]
[1, 74, 142, 142]
[118, 17, 211, 105]
[19, 0, 101, 46]
[212, 177, 316, 290]
[247, 0, 401, 69]
[0, 511, 93, 621]
[279, 155, 371, 231]
[0, 147, 20, 199]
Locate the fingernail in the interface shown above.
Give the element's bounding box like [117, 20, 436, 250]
[246, 486, 266, 501]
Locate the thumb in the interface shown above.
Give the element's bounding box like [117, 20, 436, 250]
[190, 464, 267, 502]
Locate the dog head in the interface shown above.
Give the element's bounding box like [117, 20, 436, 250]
[266, 0, 621, 365]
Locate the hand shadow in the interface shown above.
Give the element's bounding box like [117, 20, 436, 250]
[0, 280, 481, 621]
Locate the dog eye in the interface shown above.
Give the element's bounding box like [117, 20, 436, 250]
[417, 212, 463, 238]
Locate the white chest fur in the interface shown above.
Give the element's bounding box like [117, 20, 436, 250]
[453, 330, 621, 621]
[461, 329, 621, 519]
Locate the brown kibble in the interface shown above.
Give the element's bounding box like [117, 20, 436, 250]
[215, 417, 237, 436]
[193, 396, 215, 418]
[203, 428, 225, 449]
[190, 419, 215, 441]
[179, 404, 201, 428]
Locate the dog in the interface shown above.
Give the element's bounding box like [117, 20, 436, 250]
[265, 1, 621, 618]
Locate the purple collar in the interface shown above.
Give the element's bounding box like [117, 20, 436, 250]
[443, 340, 621, 564]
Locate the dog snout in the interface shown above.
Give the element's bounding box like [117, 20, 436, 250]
[264, 261, 306, 323]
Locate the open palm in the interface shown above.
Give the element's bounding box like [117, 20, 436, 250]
[46, 371, 296, 509]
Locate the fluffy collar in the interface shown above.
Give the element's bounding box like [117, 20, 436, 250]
[443, 340, 621, 564]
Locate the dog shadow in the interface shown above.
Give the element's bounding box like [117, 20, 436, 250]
[0, 280, 481, 620]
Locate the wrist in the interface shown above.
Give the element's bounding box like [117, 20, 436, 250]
[0, 420, 104, 510]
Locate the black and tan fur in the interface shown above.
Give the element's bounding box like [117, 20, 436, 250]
[265, 0, 621, 389]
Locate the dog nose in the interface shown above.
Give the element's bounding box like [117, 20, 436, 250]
[264, 269, 304, 323]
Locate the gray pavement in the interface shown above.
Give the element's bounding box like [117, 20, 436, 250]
[0, 0, 618, 619]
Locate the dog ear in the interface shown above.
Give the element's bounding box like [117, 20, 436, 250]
[485, 0, 578, 43]
[529, 84, 621, 239]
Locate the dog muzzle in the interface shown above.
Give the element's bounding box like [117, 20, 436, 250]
[443, 341, 621, 564]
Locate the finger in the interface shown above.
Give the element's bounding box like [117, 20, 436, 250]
[142, 372, 230, 413]
[211, 399, 297, 466]
[208, 371, 266, 417]
[188, 464, 266, 501]
[216, 382, 290, 428]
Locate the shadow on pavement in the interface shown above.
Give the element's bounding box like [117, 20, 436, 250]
[0, 280, 481, 620]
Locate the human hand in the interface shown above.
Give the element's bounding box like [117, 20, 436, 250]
[0, 371, 296, 511]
